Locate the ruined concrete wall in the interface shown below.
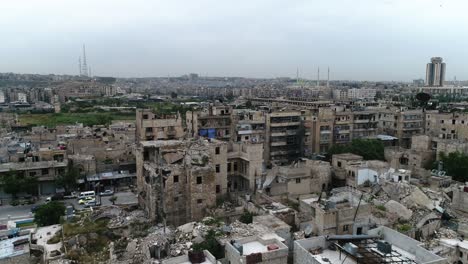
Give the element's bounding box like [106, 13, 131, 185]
[452, 188, 468, 214]
[187, 167, 216, 223]
[211, 142, 228, 196]
[411, 135, 431, 151]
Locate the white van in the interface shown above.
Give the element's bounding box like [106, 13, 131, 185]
[78, 191, 96, 200]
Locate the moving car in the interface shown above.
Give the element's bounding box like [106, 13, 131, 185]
[99, 190, 114, 196]
[78, 197, 95, 205]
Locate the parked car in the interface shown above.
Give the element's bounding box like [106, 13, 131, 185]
[99, 190, 114, 196]
[30, 205, 40, 213]
[64, 192, 78, 199]
[78, 197, 95, 205]
[84, 200, 100, 208]
[46, 193, 64, 202]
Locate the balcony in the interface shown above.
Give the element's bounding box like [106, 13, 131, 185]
[271, 141, 287, 147]
[270, 121, 300, 127]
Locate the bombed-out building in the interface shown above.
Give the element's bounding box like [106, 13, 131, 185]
[136, 139, 227, 225]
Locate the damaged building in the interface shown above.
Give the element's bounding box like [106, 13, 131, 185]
[136, 139, 227, 226]
[299, 187, 371, 236]
[263, 159, 331, 198]
[136, 109, 185, 142]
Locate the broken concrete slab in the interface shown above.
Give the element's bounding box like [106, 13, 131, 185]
[403, 187, 435, 210]
[384, 200, 413, 220]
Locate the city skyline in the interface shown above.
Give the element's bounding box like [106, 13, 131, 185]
[1, 0, 467, 81]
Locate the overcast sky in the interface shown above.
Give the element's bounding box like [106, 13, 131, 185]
[0, 0, 467, 81]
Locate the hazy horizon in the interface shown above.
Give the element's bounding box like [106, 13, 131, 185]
[1, 0, 467, 81]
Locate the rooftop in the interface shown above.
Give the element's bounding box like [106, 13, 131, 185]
[0, 235, 30, 260]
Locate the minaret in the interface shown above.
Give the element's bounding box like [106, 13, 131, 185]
[317, 67, 320, 87]
[81, 44, 88, 77]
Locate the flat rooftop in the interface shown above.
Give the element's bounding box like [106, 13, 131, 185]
[0, 235, 29, 260]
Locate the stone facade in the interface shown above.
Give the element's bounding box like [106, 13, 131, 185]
[136, 109, 185, 142]
[136, 139, 225, 225]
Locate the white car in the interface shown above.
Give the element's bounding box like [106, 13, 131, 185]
[99, 190, 114, 196]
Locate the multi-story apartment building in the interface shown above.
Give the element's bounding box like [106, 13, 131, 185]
[379, 109, 424, 147]
[136, 109, 185, 142]
[186, 104, 232, 141]
[264, 111, 303, 165]
[136, 139, 227, 225]
[425, 111, 468, 140]
[310, 109, 379, 154]
[227, 142, 263, 193]
[231, 109, 266, 143]
[0, 148, 68, 196]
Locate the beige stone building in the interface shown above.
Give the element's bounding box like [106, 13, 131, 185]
[231, 109, 266, 143]
[425, 111, 468, 140]
[136, 109, 185, 142]
[265, 159, 331, 197]
[227, 142, 263, 193]
[186, 104, 232, 141]
[136, 139, 227, 225]
[331, 153, 363, 185]
[385, 135, 435, 175]
[299, 188, 371, 236]
[379, 109, 424, 147]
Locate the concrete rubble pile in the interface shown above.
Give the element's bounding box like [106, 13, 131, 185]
[372, 182, 451, 228]
[92, 205, 148, 229]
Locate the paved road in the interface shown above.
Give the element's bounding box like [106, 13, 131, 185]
[0, 191, 138, 224]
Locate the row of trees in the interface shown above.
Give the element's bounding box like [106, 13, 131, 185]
[0, 166, 81, 199]
[438, 151, 468, 182]
[326, 139, 385, 161]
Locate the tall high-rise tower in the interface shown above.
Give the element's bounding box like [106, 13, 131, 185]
[81, 44, 89, 77]
[425, 57, 445, 87]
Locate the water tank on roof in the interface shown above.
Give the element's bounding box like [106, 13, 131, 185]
[377, 240, 392, 254]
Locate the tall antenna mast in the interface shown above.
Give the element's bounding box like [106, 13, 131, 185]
[78, 57, 82, 76]
[317, 67, 320, 87]
[296, 67, 299, 84]
[327, 67, 330, 88]
[81, 44, 88, 77]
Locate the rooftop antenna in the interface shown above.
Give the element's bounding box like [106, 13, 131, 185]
[317, 67, 320, 87]
[81, 44, 88, 77]
[327, 67, 330, 88]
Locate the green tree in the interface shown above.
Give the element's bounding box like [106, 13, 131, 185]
[55, 167, 80, 192]
[1, 170, 38, 198]
[109, 196, 117, 205]
[170, 92, 178, 99]
[192, 229, 224, 259]
[239, 210, 254, 224]
[327, 139, 385, 161]
[34, 201, 66, 226]
[245, 100, 253, 109]
[1, 171, 21, 199]
[438, 151, 468, 182]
